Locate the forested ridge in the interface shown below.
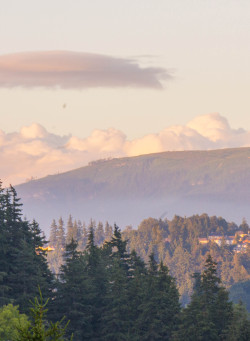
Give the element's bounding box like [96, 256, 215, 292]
[16, 147, 250, 230]
[48, 213, 250, 307]
[1, 182, 250, 340]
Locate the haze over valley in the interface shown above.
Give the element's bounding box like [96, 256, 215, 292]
[16, 146, 250, 234]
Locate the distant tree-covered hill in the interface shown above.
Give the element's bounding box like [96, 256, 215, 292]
[16, 147, 250, 233]
[47, 213, 250, 307]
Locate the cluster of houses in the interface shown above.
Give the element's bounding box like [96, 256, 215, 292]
[198, 231, 250, 253]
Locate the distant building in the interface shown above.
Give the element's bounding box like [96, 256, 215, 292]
[198, 238, 209, 244]
[198, 231, 249, 252]
[36, 246, 55, 255]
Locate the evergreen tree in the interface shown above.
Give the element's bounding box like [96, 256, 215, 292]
[57, 217, 66, 249]
[127, 250, 147, 339]
[101, 225, 131, 340]
[137, 254, 180, 340]
[228, 302, 250, 341]
[84, 226, 108, 340]
[104, 221, 113, 241]
[174, 254, 233, 341]
[76, 220, 83, 241]
[0, 184, 54, 313]
[66, 215, 74, 244]
[108, 224, 128, 260]
[18, 289, 72, 341]
[73, 220, 78, 241]
[95, 222, 105, 245]
[80, 223, 88, 250]
[0, 182, 10, 305]
[54, 239, 93, 340]
[101, 256, 131, 340]
[49, 219, 58, 247]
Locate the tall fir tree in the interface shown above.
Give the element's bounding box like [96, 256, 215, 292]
[57, 217, 66, 249]
[101, 225, 132, 340]
[76, 220, 83, 241]
[174, 254, 233, 341]
[49, 219, 58, 247]
[84, 225, 108, 340]
[66, 214, 74, 244]
[95, 221, 105, 245]
[54, 239, 93, 340]
[137, 254, 180, 340]
[104, 221, 113, 241]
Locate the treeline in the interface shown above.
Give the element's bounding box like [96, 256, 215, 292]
[47, 216, 113, 274]
[124, 215, 250, 305]
[48, 229, 250, 340]
[48, 214, 250, 305]
[1, 183, 250, 340]
[0, 183, 53, 313]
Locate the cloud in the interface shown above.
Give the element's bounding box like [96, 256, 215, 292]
[20, 123, 48, 139]
[187, 113, 232, 142]
[1, 113, 250, 186]
[0, 51, 170, 89]
[66, 128, 126, 154]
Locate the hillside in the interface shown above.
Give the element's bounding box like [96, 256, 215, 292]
[16, 147, 250, 233]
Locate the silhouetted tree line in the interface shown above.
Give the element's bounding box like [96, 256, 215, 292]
[1, 182, 250, 340]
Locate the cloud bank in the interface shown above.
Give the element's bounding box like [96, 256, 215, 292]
[0, 51, 170, 89]
[1, 113, 250, 186]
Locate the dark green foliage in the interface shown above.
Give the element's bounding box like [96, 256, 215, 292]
[0, 304, 29, 341]
[136, 255, 180, 340]
[52, 224, 180, 340]
[126, 249, 147, 337]
[101, 225, 132, 340]
[18, 289, 72, 341]
[174, 255, 233, 341]
[230, 280, 250, 312]
[2, 182, 249, 340]
[84, 227, 108, 340]
[0, 184, 53, 313]
[53, 239, 93, 340]
[227, 302, 250, 341]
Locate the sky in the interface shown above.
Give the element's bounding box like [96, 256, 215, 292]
[0, 0, 250, 185]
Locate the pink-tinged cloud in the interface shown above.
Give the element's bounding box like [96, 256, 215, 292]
[1, 114, 250, 186]
[0, 51, 171, 89]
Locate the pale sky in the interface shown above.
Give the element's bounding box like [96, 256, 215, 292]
[0, 0, 250, 185]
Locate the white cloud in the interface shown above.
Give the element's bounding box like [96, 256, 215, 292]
[66, 128, 126, 154]
[1, 113, 250, 186]
[187, 113, 232, 142]
[20, 123, 48, 139]
[125, 134, 164, 156]
[0, 51, 171, 89]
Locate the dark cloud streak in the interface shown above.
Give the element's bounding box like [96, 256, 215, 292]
[0, 51, 172, 89]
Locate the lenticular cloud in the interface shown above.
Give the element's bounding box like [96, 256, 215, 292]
[0, 51, 170, 89]
[1, 113, 250, 186]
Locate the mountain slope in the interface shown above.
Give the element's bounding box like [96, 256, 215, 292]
[16, 147, 250, 233]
